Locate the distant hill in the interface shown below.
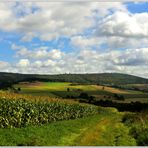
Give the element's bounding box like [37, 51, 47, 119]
[0, 72, 148, 88]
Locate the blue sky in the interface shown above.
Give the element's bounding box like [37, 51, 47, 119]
[0, 1, 148, 78]
[126, 2, 148, 13]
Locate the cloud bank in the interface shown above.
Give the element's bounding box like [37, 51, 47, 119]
[0, 2, 148, 78]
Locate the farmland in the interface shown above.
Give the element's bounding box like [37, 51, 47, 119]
[0, 80, 148, 146]
[14, 82, 148, 103]
[0, 108, 137, 146]
[0, 98, 99, 128]
[1, 0, 148, 146]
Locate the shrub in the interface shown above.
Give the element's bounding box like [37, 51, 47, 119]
[137, 128, 148, 146]
[79, 92, 89, 99]
[122, 113, 138, 125]
[130, 126, 148, 146]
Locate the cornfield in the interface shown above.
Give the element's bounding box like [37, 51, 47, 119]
[0, 98, 99, 128]
[0, 90, 77, 104]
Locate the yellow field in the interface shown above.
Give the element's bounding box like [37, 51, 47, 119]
[92, 85, 129, 94]
[0, 90, 78, 105]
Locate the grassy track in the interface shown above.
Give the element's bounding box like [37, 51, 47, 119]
[0, 108, 136, 146]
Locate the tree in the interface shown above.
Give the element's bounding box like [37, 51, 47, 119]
[88, 96, 95, 103]
[18, 87, 21, 91]
[114, 93, 125, 101]
[67, 88, 70, 92]
[79, 92, 89, 99]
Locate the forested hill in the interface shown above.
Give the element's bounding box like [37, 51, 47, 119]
[0, 72, 148, 88]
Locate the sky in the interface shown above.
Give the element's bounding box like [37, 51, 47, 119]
[0, 1, 148, 78]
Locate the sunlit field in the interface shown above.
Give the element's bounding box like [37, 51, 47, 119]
[13, 82, 148, 103]
[0, 82, 148, 146]
[1, 0, 148, 146]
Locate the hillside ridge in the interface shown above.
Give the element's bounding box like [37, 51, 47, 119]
[0, 72, 148, 88]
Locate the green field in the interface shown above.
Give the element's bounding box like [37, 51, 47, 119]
[14, 82, 108, 98]
[14, 82, 148, 103]
[0, 81, 148, 146]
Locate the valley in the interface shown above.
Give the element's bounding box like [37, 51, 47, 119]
[0, 73, 148, 146]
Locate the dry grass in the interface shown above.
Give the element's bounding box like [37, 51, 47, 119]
[93, 85, 129, 94]
[0, 90, 78, 105]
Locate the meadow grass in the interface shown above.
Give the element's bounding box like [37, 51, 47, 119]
[14, 82, 108, 98]
[14, 82, 148, 103]
[0, 82, 147, 146]
[15, 82, 148, 93]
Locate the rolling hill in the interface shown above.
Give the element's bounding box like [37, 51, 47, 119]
[0, 72, 148, 88]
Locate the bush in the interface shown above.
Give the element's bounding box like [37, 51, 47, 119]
[79, 92, 89, 99]
[122, 113, 139, 125]
[137, 128, 148, 146]
[130, 126, 148, 146]
[114, 93, 125, 101]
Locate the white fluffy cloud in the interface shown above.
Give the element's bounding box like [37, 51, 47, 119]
[96, 11, 148, 48]
[71, 36, 103, 49]
[0, 61, 10, 69]
[1, 2, 148, 78]
[0, 2, 126, 41]
[97, 11, 148, 38]
[0, 3, 15, 32]
[17, 59, 30, 67]
[2, 46, 148, 78]
[110, 48, 148, 66]
[13, 44, 64, 60]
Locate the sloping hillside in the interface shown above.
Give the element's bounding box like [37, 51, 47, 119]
[0, 72, 148, 89]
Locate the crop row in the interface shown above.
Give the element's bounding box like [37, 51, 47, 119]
[0, 90, 76, 103]
[0, 98, 99, 128]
